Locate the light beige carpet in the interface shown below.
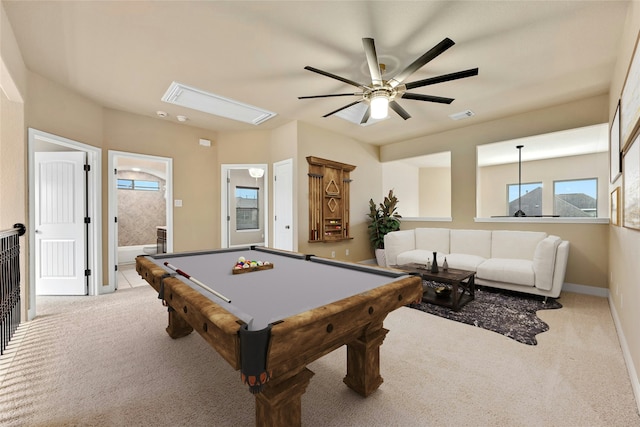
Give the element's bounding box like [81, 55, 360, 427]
[1, 286, 638, 426]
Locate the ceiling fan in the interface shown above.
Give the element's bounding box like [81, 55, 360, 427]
[298, 37, 478, 123]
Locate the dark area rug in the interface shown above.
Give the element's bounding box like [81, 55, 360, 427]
[408, 283, 562, 345]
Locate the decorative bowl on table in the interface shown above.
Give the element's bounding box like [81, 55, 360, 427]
[434, 286, 451, 298]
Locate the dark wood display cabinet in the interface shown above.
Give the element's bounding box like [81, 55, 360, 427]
[306, 156, 356, 243]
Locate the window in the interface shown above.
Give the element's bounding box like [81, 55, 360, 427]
[554, 178, 597, 217]
[117, 179, 160, 191]
[507, 182, 542, 216]
[236, 186, 259, 230]
[476, 124, 608, 219]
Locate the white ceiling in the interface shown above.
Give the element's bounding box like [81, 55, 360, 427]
[477, 123, 609, 167]
[2, 1, 629, 146]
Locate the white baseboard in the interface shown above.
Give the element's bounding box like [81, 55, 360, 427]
[562, 282, 609, 298]
[608, 296, 640, 415]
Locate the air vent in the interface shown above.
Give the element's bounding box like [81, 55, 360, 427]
[162, 82, 276, 125]
[449, 109, 475, 120]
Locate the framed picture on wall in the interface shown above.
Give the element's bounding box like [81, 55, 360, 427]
[610, 101, 622, 183]
[623, 133, 640, 230]
[621, 31, 640, 151]
[611, 187, 620, 226]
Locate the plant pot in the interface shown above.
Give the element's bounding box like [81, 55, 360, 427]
[375, 248, 387, 267]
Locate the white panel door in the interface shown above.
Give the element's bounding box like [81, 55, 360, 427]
[35, 151, 87, 295]
[273, 159, 294, 251]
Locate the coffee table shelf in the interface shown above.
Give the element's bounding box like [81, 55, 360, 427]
[392, 264, 476, 312]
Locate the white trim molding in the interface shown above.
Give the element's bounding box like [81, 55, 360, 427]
[609, 296, 640, 415]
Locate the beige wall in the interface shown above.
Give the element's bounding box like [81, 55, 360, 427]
[608, 0, 640, 403]
[27, 72, 104, 147]
[1, 2, 27, 99]
[382, 156, 452, 218]
[1, 1, 28, 316]
[383, 161, 420, 215]
[419, 166, 451, 217]
[103, 109, 219, 254]
[0, 91, 25, 229]
[296, 121, 381, 261]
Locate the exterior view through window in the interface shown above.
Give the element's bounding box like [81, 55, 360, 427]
[236, 186, 259, 230]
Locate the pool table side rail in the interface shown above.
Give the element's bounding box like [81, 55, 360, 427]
[136, 256, 243, 369]
[266, 275, 422, 377]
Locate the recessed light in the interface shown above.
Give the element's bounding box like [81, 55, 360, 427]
[156, 110, 168, 118]
[176, 115, 188, 122]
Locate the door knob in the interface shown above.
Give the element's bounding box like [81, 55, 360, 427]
[285, 225, 290, 229]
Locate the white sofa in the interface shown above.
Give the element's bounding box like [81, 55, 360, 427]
[384, 228, 569, 299]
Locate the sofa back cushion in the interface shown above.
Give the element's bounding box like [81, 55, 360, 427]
[450, 229, 491, 258]
[384, 230, 416, 266]
[415, 228, 450, 254]
[491, 230, 547, 260]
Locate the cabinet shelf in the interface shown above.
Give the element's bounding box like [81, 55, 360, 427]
[307, 157, 355, 243]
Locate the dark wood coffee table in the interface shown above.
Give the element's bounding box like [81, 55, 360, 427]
[392, 263, 476, 311]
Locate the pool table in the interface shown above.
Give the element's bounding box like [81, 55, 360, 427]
[136, 246, 421, 427]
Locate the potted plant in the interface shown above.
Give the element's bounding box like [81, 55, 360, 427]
[367, 189, 401, 266]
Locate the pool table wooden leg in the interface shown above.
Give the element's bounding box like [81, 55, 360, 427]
[166, 307, 193, 339]
[343, 326, 389, 397]
[255, 367, 314, 427]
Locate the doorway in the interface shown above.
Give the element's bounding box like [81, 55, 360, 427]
[34, 151, 87, 295]
[28, 129, 103, 319]
[107, 151, 173, 290]
[221, 164, 268, 248]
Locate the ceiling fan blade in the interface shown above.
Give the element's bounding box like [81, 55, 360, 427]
[360, 105, 371, 124]
[389, 101, 411, 120]
[323, 100, 363, 118]
[404, 68, 479, 90]
[401, 92, 454, 104]
[298, 93, 363, 99]
[304, 66, 364, 88]
[388, 38, 455, 88]
[362, 38, 383, 86]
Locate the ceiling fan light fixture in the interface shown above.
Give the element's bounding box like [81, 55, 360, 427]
[370, 92, 389, 119]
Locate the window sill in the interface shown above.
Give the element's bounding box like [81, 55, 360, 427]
[402, 217, 453, 222]
[474, 217, 609, 224]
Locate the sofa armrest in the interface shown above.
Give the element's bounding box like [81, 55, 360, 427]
[532, 235, 562, 291]
[549, 241, 570, 297]
[384, 230, 416, 267]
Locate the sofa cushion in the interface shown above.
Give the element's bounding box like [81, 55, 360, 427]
[533, 235, 562, 291]
[491, 230, 547, 260]
[445, 253, 486, 271]
[415, 228, 450, 254]
[476, 258, 535, 287]
[450, 229, 491, 258]
[397, 250, 444, 266]
[383, 229, 415, 267]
